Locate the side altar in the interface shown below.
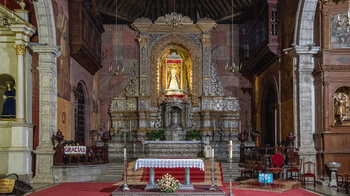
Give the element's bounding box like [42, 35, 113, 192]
[108, 13, 243, 160]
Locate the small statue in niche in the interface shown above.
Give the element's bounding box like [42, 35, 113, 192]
[1, 81, 16, 119]
[334, 92, 349, 124]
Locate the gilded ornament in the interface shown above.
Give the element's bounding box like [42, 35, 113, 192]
[14, 44, 26, 55]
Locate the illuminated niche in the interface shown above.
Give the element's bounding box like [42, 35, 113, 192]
[158, 48, 192, 96]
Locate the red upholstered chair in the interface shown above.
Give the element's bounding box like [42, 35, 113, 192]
[269, 153, 285, 179]
[301, 161, 316, 186]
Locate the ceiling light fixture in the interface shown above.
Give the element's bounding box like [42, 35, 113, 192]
[225, 0, 240, 73]
[109, 0, 124, 75]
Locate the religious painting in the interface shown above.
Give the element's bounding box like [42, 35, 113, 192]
[331, 13, 350, 48]
[334, 86, 350, 126]
[0, 74, 16, 120]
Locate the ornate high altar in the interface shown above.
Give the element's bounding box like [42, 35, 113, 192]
[109, 13, 241, 160]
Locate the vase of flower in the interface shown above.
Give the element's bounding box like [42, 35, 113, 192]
[157, 173, 179, 193]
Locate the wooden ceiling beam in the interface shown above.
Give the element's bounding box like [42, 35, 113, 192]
[211, 0, 227, 18]
[199, 0, 214, 19]
[222, 0, 232, 12]
[215, 10, 247, 22]
[106, 0, 116, 12]
[204, 0, 220, 17]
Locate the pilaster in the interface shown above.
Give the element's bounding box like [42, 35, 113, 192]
[197, 18, 216, 96]
[293, 45, 320, 164]
[31, 45, 61, 183]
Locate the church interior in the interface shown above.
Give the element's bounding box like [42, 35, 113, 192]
[0, 0, 350, 195]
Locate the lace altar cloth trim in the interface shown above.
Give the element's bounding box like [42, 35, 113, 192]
[143, 141, 201, 144]
[134, 159, 205, 171]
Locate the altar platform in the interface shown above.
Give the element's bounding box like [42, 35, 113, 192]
[111, 185, 225, 196]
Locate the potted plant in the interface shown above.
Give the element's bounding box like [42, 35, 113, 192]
[147, 129, 165, 141]
[185, 129, 200, 141]
[157, 173, 179, 193]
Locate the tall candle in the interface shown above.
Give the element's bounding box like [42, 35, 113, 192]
[240, 121, 242, 133]
[229, 140, 232, 159]
[212, 148, 215, 158]
[213, 119, 216, 131]
[124, 147, 126, 159]
[129, 120, 132, 132]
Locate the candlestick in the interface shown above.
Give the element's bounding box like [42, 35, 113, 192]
[209, 148, 216, 191]
[123, 149, 129, 191]
[229, 140, 232, 159]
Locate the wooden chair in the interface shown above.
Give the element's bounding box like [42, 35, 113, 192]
[269, 153, 285, 179]
[301, 161, 316, 186]
[240, 160, 254, 178]
[337, 173, 350, 194]
[286, 158, 302, 180]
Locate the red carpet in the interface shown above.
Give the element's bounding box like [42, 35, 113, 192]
[29, 182, 319, 196]
[141, 168, 205, 183]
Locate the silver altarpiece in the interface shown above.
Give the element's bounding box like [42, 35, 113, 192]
[108, 13, 242, 160]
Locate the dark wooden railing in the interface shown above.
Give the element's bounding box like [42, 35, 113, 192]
[53, 130, 109, 166]
[239, 131, 297, 169]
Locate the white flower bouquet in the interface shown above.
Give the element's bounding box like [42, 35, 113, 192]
[157, 173, 179, 193]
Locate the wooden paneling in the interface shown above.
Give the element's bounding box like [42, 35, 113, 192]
[69, 0, 105, 75]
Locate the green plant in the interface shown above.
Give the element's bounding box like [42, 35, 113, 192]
[185, 129, 200, 140]
[147, 129, 165, 140]
[157, 173, 179, 193]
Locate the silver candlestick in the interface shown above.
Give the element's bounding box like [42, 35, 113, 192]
[226, 158, 234, 196]
[209, 156, 216, 191]
[123, 157, 129, 191]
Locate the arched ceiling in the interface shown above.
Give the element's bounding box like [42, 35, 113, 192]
[97, 0, 256, 24]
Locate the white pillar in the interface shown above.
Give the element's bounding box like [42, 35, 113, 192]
[14, 44, 26, 122]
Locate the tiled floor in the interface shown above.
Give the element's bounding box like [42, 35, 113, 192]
[303, 185, 348, 196]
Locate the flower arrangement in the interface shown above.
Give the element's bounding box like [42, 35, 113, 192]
[147, 129, 165, 141]
[185, 129, 200, 141]
[157, 173, 179, 193]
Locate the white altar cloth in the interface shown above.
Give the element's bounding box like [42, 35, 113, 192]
[134, 158, 204, 171]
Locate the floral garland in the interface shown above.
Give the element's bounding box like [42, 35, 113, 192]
[157, 173, 179, 193]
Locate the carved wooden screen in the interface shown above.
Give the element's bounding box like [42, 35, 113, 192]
[75, 83, 85, 145]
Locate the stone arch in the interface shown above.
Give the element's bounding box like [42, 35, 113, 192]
[32, 0, 61, 183]
[149, 34, 201, 106]
[34, 0, 57, 45]
[294, 0, 318, 46]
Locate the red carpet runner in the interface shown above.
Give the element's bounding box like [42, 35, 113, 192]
[28, 182, 319, 196]
[141, 167, 205, 183]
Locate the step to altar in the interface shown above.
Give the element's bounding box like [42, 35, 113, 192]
[112, 185, 225, 196]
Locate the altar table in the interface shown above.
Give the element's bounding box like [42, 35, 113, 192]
[134, 158, 205, 190]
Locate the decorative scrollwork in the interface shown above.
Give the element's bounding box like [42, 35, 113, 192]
[209, 63, 224, 97]
[124, 64, 139, 97]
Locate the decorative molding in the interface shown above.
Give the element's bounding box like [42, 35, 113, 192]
[155, 12, 194, 27]
[14, 44, 26, 55]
